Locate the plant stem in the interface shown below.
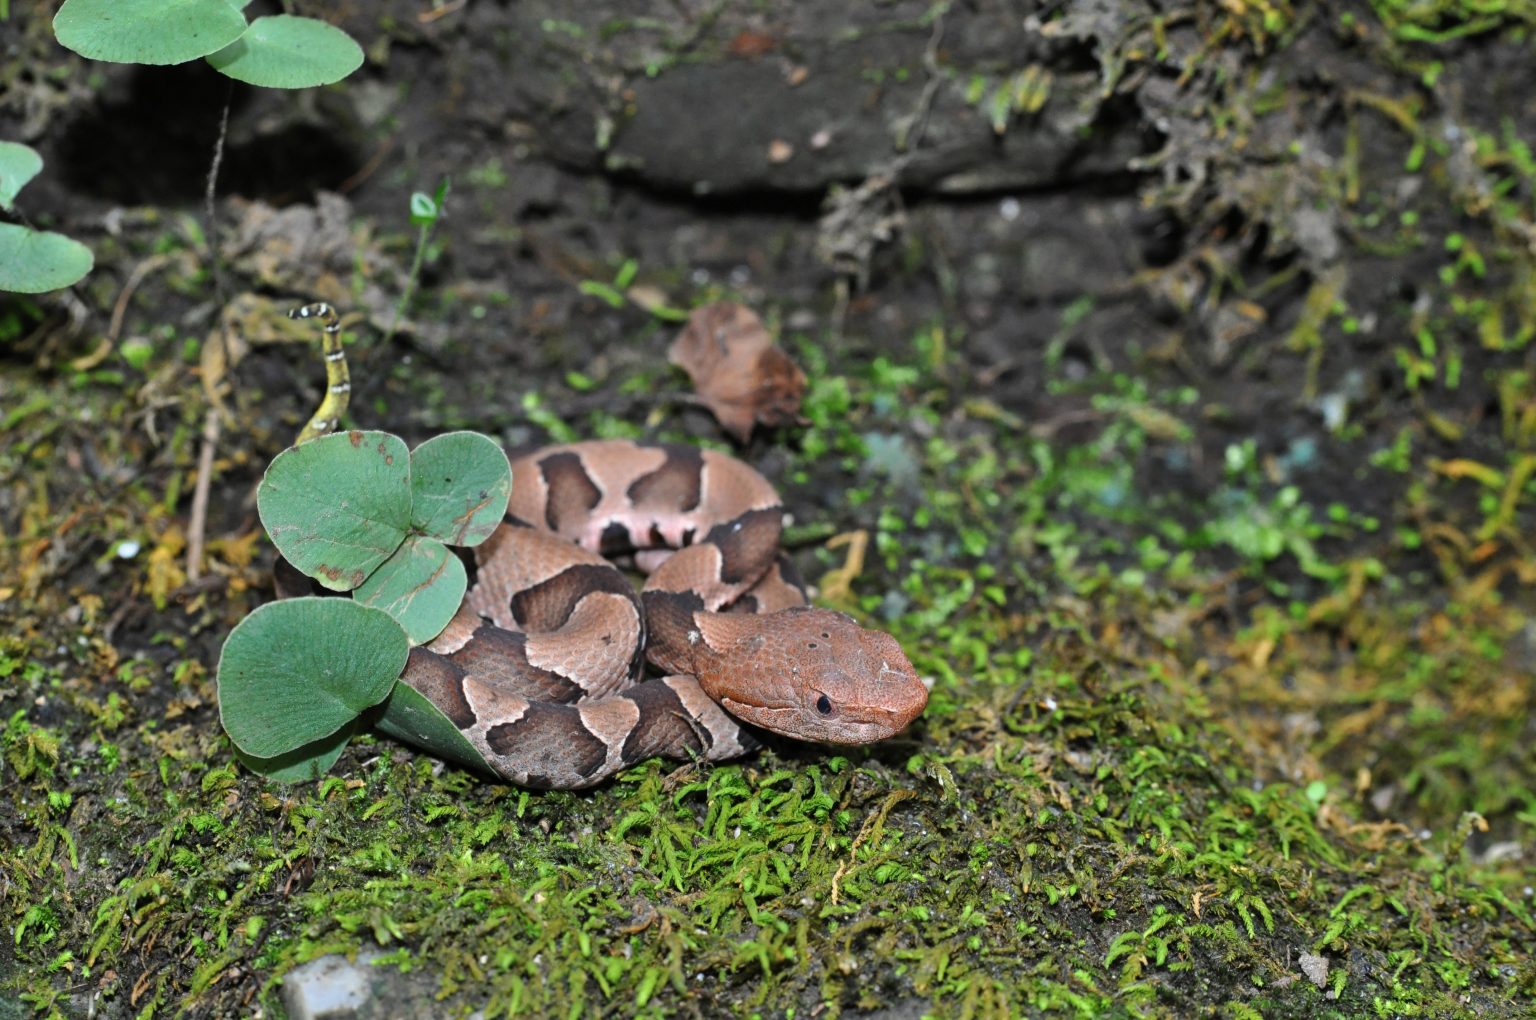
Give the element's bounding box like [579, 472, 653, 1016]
[383, 220, 433, 349]
[203, 78, 233, 336]
[187, 80, 235, 584]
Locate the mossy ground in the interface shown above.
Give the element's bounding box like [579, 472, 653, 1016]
[4, 2, 1536, 1018]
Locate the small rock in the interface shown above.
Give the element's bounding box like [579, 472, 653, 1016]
[282, 949, 380, 1020]
[1298, 950, 1329, 988]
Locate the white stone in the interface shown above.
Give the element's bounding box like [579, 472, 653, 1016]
[1298, 951, 1329, 989]
[282, 950, 380, 1020]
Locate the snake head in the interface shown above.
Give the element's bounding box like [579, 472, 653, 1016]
[695, 607, 928, 744]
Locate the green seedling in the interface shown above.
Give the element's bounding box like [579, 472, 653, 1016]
[578, 257, 689, 321]
[383, 178, 451, 347]
[258, 430, 510, 639]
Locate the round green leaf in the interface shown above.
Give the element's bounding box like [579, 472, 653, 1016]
[0, 142, 43, 212]
[232, 721, 356, 783]
[409, 432, 512, 546]
[217, 597, 407, 759]
[0, 224, 94, 294]
[408, 192, 437, 226]
[54, 0, 249, 65]
[352, 536, 466, 645]
[257, 431, 411, 591]
[206, 15, 364, 89]
[373, 682, 488, 774]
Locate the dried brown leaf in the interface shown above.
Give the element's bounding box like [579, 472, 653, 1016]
[223, 192, 400, 331]
[146, 525, 187, 611]
[667, 302, 807, 442]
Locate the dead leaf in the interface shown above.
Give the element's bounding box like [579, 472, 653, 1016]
[210, 528, 263, 571]
[667, 302, 807, 442]
[815, 174, 904, 291]
[146, 526, 187, 610]
[223, 192, 401, 332]
[728, 30, 777, 58]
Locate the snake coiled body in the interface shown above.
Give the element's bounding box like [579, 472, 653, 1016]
[399, 440, 928, 789]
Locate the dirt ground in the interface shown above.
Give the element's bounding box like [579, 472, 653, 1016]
[3, 2, 1535, 1018]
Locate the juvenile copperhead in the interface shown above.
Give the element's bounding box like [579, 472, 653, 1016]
[395, 439, 929, 789]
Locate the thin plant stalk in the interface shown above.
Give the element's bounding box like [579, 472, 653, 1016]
[381, 180, 449, 349]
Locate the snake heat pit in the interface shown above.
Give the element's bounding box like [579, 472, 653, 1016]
[398, 439, 928, 788]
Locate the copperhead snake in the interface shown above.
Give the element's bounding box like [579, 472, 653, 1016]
[396, 439, 929, 789]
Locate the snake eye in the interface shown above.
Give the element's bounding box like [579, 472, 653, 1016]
[815, 694, 833, 716]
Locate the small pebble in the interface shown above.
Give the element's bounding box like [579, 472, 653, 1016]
[1298, 950, 1329, 988]
[282, 951, 378, 1020]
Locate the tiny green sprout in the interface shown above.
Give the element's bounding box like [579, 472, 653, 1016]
[385, 178, 450, 346]
[120, 339, 154, 371]
[410, 188, 444, 228]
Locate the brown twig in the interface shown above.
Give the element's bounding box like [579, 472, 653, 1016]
[108, 254, 173, 342]
[337, 137, 395, 195]
[894, 7, 947, 160]
[186, 410, 221, 584]
[417, 0, 466, 23]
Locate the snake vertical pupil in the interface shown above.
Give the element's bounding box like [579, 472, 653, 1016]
[815, 694, 832, 715]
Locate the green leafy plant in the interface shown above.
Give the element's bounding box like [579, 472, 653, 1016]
[0, 142, 93, 294]
[216, 429, 511, 780]
[54, 0, 363, 89]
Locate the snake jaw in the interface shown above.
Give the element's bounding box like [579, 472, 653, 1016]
[719, 691, 924, 745]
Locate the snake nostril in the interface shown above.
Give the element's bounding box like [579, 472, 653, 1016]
[815, 694, 832, 715]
